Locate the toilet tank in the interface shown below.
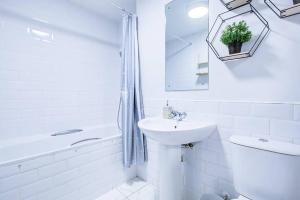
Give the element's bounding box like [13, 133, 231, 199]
[230, 135, 300, 200]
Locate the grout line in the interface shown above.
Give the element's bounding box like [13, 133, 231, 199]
[127, 183, 149, 197]
[115, 180, 149, 198]
[144, 98, 300, 105]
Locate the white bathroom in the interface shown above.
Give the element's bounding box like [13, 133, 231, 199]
[0, 0, 300, 200]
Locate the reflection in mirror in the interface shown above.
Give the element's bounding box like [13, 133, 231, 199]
[165, 0, 209, 91]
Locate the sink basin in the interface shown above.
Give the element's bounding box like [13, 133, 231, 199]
[138, 117, 216, 145]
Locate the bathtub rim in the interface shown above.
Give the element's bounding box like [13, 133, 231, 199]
[0, 125, 122, 167]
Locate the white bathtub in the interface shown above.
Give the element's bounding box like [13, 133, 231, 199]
[0, 125, 135, 200]
[0, 125, 122, 166]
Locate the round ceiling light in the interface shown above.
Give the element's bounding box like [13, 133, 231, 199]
[188, 6, 208, 18]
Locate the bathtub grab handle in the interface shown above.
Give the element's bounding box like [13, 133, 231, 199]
[71, 138, 102, 146]
[51, 129, 83, 136]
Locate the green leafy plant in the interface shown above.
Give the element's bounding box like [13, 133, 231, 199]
[220, 20, 252, 45]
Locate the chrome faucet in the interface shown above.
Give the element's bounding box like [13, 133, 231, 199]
[169, 109, 187, 121]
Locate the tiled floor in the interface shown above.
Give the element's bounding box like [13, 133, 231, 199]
[96, 178, 158, 200]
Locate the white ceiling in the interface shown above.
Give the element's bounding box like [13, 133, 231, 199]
[166, 0, 209, 41]
[69, 0, 136, 22]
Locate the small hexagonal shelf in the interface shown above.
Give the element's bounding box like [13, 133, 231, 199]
[206, 4, 270, 62]
[265, 0, 300, 18]
[220, 0, 252, 10]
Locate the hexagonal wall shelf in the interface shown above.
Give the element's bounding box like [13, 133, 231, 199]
[265, 0, 300, 18]
[220, 0, 252, 10]
[206, 4, 270, 62]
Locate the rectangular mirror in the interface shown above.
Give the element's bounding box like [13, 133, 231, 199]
[165, 0, 209, 91]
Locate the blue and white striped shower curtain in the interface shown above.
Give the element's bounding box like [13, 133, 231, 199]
[120, 14, 147, 168]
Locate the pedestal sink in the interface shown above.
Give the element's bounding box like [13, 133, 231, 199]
[138, 117, 217, 200]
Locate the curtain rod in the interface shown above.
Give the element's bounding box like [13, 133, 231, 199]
[109, 0, 135, 16]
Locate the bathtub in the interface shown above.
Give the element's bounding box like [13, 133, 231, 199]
[0, 125, 135, 200]
[0, 125, 121, 166]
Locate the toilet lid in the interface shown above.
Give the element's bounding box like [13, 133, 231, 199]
[230, 135, 300, 156]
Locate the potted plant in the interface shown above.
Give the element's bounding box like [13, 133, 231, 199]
[220, 20, 252, 54]
[293, 0, 300, 5]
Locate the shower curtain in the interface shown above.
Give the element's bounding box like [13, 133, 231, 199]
[120, 14, 147, 168]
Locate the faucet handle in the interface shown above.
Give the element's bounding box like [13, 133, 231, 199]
[179, 112, 187, 120]
[169, 110, 178, 119]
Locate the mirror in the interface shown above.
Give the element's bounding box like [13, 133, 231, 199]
[165, 0, 209, 91]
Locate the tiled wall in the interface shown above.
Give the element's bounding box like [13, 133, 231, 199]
[0, 1, 121, 139]
[138, 99, 300, 200]
[0, 137, 136, 200]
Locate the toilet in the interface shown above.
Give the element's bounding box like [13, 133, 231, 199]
[230, 135, 300, 200]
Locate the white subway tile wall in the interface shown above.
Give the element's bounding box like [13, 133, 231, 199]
[0, 3, 121, 140]
[140, 99, 300, 200]
[0, 137, 136, 200]
[294, 105, 300, 121]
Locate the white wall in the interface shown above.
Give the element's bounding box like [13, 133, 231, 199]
[136, 0, 300, 199]
[137, 0, 300, 103]
[0, 0, 121, 139]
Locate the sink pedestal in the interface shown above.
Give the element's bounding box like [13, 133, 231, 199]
[138, 117, 217, 200]
[159, 145, 184, 200]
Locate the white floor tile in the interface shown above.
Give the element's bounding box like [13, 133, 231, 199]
[95, 189, 127, 200]
[95, 178, 157, 200]
[127, 185, 158, 200]
[116, 178, 147, 196]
